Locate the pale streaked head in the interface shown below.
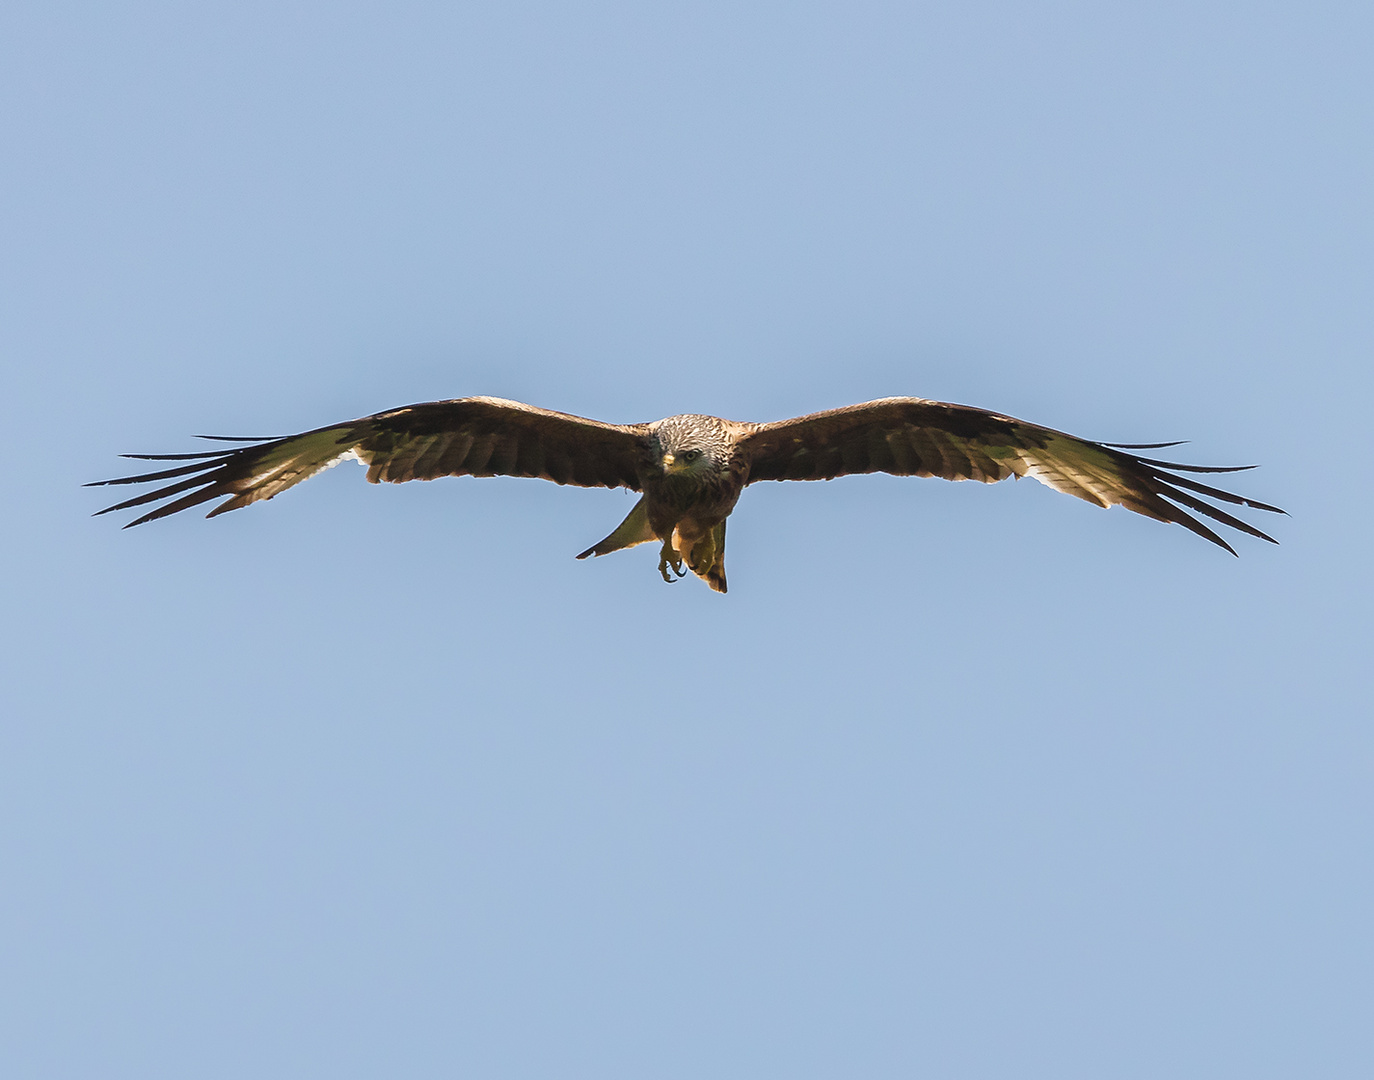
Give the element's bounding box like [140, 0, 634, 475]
[651, 415, 732, 479]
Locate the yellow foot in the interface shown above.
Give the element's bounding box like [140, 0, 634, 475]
[658, 542, 686, 583]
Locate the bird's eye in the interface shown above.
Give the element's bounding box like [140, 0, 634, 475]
[683, 449, 702, 462]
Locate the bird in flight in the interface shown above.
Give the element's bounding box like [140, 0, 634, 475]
[90, 396, 1282, 592]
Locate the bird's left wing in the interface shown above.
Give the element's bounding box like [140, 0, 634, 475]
[90, 397, 650, 527]
[736, 397, 1283, 554]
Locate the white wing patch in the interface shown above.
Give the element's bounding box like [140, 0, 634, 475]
[210, 431, 363, 514]
[1008, 436, 1123, 508]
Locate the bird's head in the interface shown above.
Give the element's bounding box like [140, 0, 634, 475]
[652, 415, 732, 482]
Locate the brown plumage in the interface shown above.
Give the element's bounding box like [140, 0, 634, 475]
[89, 395, 1284, 592]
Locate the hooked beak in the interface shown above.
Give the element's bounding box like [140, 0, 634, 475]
[661, 452, 680, 474]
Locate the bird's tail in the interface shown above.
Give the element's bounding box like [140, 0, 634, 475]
[685, 519, 727, 593]
[576, 497, 656, 559]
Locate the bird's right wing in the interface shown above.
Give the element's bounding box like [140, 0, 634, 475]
[90, 397, 650, 527]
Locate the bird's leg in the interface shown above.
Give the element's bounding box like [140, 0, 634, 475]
[658, 539, 686, 583]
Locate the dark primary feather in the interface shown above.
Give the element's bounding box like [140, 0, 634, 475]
[88, 397, 649, 527]
[738, 397, 1283, 554]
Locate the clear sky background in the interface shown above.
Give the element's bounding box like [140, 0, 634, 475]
[2, 2, 1370, 1076]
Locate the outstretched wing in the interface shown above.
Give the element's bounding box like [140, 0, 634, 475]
[90, 397, 650, 527]
[736, 397, 1283, 554]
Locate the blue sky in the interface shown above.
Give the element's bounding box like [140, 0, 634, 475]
[2, 2, 1370, 1076]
